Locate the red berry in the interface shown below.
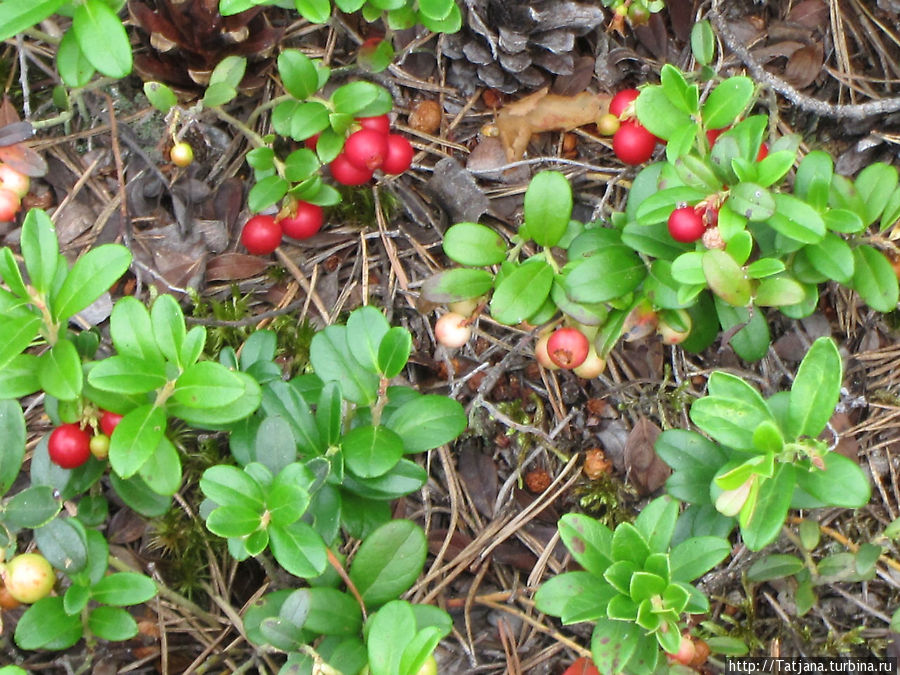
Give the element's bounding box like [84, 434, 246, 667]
[279, 202, 324, 239]
[99, 410, 124, 436]
[381, 134, 414, 175]
[546, 327, 590, 369]
[0, 164, 30, 198]
[0, 188, 20, 221]
[3, 554, 54, 604]
[667, 635, 697, 667]
[757, 142, 769, 161]
[330, 153, 374, 186]
[343, 129, 388, 171]
[609, 88, 640, 118]
[667, 206, 706, 243]
[613, 121, 657, 165]
[240, 215, 282, 255]
[534, 333, 559, 370]
[357, 115, 391, 136]
[305, 134, 319, 150]
[48, 424, 92, 469]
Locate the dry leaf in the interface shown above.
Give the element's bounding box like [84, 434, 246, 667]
[206, 252, 269, 281]
[496, 87, 611, 161]
[624, 417, 669, 495]
[457, 446, 499, 518]
[786, 0, 828, 29]
[784, 43, 824, 89]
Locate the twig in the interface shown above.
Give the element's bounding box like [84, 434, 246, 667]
[708, 2, 900, 120]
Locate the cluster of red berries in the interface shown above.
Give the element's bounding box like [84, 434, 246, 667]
[535, 326, 606, 378]
[240, 116, 415, 256]
[0, 163, 31, 222]
[47, 410, 122, 469]
[240, 200, 325, 256]
[598, 89, 660, 166]
[313, 114, 414, 186]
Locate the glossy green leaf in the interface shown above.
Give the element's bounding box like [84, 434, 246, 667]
[702, 76, 754, 129]
[635, 86, 691, 141]
[590, 617, 642, 675]
[268, 521, 328, 578]
[143, 81, 177, 114]
[714, 296, 770, 362]
[443, 222, 507, 266]
[87, 606, 138, 642]
[200, 464, 264, 511]
[755, 151, 796, 188]
[655, 429, 727, 504]
[294, 0, 331, 22]
[787, 337, 841, 439]
[342, 425, 404, 478]
[278, 49, 319, 99]
[755, 276, 806, 307]
[35, 517, 87, 574]
[346, 306, 390, 374]
[674, 154, 721, 193]
[138, 436, 182, 496]
[349, 519, 426, 607]
[0, 400, 26, 495]
[565, 247, 646, 303]
[109, 473, 171, 517]
[261, 381, 322, 455]
[90, 573, 157, 606]
[109, 404, 167, 479]
[794, 150, 833, 209]
[856, 162, 899, 226]
[523, 171, 573, 247]
[330, 81, 392, 117]
[38, 339, 82, 401]
[0, 0, 66, 42]
[385, 394, 466, 453]
[633, 495, 678, 554]
[87, 355, 167, 394]
[108, 296, 162, 363]
[558, 514, 614, 577]
[57, 28, 95, 87]
[741, 464, 795, 551]
[795, 453, 870, 507]
[173, 361, 245, 409]
[272, 100, 330, 141]
[851, 245, 899, 313]
[660, 64, 698, 114]
[377, 327, 412, 378]
[2, 485, 60, 531]
[729, 182, 775, 222]
[690, 20, 715, 65]
[420, 268, 494, 303]
[20, 208, 59, 295]
[669, 536, 731, 582]
[691, 373, 775, 451]
[310, 325, 380, 405]
[248, 175, 289, 213]
[490, 260, 554, 324]
[768, 193, 826, 243]
[14, 597, 82, 651]
[207, 504, 263, 537]
[703, 249, 751, 306]
[747, 554, 804, 581]
[72, 0, 132, 78]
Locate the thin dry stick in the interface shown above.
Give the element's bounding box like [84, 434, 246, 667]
[708, 1, 900, 119]
[274, 247, 331, 322]
[102, 92, 130, 239]
[476, 597, 592, 659]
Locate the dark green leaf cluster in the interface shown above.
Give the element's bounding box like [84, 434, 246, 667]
[241, 520, 452, 675]
[220, 0, 462, 34]
[14, 527, 156, 650]
[657, 338, 870, 551]
[535, 497, 730, 675]
[0, 0, 132, 87]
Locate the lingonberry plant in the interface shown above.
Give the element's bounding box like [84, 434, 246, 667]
[656, 337, 870, 552]
[534, 496, 731, 674]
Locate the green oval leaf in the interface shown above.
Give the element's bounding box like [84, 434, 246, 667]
[443, 222, 507, 266]
[702, 76, 754, 129]
[38, 338, 82, 401]
[173, 361, 245, 409]
[91, 573, 157, 606]
[143, 81, 177, 114]
[249, 175, 289, 213]
[703, 249, 751, 306]
[342, 425, 404, 478]
[490, 260, 554, 325]
[523, 171, 573, 248]
[57, 29, 95, 88]
[349, 520, 427, 607]
[565, 248, 646, 303]
[14, 597, 82, 651]
[87, 606, 138, 642]
[108, 404, 167, 479]
[268, 521, 328, 578]
[754, 276, 806, 307]
[635, 86, 692, 141]
[377, 327, 412, 378]
[746, 554, 805, 581]
[852, 244, 899, 312]
[52, 244, 131, 321]
[768, 193, 826, 243]
[385, 394, 466, 453]
[420, 268, 494, 304]
[72, 0, 132, 78]
[729, 182, 775, 221]
[278, 49, 319, 99]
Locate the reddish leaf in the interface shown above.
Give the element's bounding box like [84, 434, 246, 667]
[0, 142, 48, 177]
[786, 0, 828, 29]
[205, 252, 269, 281]
[784, 43, 823, 89]
[457, 446, 499, 518]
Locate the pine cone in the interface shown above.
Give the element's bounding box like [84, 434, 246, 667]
[129, 0, 283, 92]
[442, 0, 606, 94]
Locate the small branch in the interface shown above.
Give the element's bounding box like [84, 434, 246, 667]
[208, 106, 268, 148]
[326, 548, 367, 622]
[709, 2, 900, 120]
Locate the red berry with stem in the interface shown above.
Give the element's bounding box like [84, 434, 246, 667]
[0, 188, 20, 221]
[279, 202, 324, 240]
[667, 206, 706, 243]
[330, 153, 374, 186]
[546, 327, 590, 369]
[48, 424, 92, 469]
[357, 115, 390, 136]
[381, 134, 414, 175]
[99, 410, 124, 436]
[613, 121, 657, 165]
[240, 215, 282, 255]
[343, 128, 388, 171]
[609, 88, 640, 118]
